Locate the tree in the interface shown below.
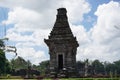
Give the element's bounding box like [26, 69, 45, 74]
[34, 60, 49, 75]
[0, 49, 6, 75]
[92, 60, 104, 74]
[114, 60, 120, 74]
[0, 40, 11, 75]
[105, 62, 116, 77]
[76, 61, 85, 70]
[5, 60, 11, 74]
[0, 40, 4, 47]
[76, 61, 85, 76]
[11, 56, 29, 70]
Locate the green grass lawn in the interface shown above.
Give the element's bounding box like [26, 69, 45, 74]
[0, 76, 120, 80]
[0, 78, 120, 80]
[44, 78, 120, 80]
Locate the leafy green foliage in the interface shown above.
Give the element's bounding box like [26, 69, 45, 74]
[11, 56, 32, 70]
[0, 40, 11, 75]
[92, 60, 104, 74]
[0, 40, 4, 47]
[105, 60, 120, 75]
[0, 49, 6, 75]
[32, 60, 49, 75]
[114, 60, 120, 74]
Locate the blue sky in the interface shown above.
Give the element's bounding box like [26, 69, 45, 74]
[0, 0, 120, 65]
[82, 0, 110, 30]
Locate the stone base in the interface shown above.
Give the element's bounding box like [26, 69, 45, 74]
[48, 68, 78, 78]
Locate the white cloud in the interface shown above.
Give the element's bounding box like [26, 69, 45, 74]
[70, 24, 90, 45]
[62, 0, 91, 23]
[1, 0, 90, 64]
[2, 0, 120, 65]
[1, 0, 90, 26]
[92, 1, 120, 43]
[5, 7, 51, 30]
[76, 1, 120, 62]
[17, 47, 48, 65]
[6, 27, 50, 46]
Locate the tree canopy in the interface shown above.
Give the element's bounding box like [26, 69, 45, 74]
[0, 40, 11, 75]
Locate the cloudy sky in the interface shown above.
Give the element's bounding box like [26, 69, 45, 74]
[0, 0, 120, 65]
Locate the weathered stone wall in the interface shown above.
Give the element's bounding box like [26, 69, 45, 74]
[44, 8, 79, 77]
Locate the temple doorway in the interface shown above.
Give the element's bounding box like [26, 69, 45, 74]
[58, 54, 63, 70]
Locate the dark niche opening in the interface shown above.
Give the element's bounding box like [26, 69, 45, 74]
[58, 54, 63, 70]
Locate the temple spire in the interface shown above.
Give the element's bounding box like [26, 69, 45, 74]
[44, 8, 79, 77]
[49, 8, 74, 39]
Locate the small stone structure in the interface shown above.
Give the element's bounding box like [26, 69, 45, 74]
[44, 8, 79, 77]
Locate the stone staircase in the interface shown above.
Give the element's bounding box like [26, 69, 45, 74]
[57, 69, 68, 78]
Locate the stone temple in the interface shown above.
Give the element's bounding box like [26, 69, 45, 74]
[44, 8, 79, 77]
